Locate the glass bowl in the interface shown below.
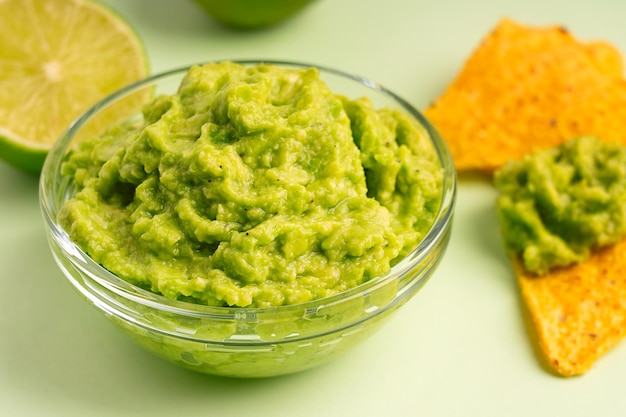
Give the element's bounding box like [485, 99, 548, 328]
[39, 60, 456, 378]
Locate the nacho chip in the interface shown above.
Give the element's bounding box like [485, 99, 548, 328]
[585, 41, 624, 76]
[512, 237, 626, 376]
[425, 18, 626, 172]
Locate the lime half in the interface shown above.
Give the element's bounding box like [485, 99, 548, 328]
[192, 0, 315, 30]
[0, 0, 149, 174]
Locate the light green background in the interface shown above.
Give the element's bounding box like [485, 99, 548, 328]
[2, 0, 626, 415]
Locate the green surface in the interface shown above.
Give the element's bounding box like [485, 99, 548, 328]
[3, 0, 626, 415]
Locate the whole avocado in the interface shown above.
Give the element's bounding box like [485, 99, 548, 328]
[192, 0, 316, 30]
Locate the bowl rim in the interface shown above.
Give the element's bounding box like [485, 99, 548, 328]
[39, 59, 457, 317]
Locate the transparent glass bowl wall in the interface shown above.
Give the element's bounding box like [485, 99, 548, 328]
[40, 61, 457, 378]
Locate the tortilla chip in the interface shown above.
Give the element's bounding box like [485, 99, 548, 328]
[425, 18, 626, 172]
[585, 41, 624, 76]
[512, 237, 626, 376]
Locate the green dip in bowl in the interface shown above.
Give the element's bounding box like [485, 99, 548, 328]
[40, 60, 456, 378]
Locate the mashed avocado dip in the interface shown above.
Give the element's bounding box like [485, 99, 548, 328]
[59, 61, 442, 308]
[495, 136, 626, 275]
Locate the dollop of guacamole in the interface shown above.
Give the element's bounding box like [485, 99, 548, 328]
[59, 62, 442, 307]
[494, 136, 626, 275]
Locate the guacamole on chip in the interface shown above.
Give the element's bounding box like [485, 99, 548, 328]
[495, 136, 626, 275]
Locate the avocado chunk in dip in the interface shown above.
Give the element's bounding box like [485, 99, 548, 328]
[494, 136, 626, 275]
[59, 62, 443, 308]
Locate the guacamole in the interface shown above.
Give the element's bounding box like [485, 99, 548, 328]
[59, 62, 442, 307]
[494, 136, 626, 275]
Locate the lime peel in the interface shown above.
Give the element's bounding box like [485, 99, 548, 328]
[0, 128, 47, 174]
